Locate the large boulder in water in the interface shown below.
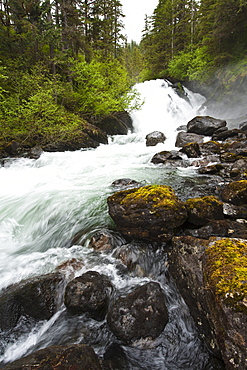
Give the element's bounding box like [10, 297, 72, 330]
[107, 185, 188, 241]
[145, 131, 166, 146]
[3, 344, 101, 370]
[107, 282, 168, 343]
[0, 272, 65, 331]
[187, 116, 227, 136]
[168, 236, 247, 368]
[64, 271, 113, 321]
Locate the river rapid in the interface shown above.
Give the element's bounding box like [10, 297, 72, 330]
[0, 80, 219, 369]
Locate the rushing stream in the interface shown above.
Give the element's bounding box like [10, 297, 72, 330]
[0, 80, 220, 369]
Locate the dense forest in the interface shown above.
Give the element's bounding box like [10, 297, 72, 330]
[0, 0, 247, 149]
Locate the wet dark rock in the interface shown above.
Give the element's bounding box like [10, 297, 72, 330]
[64, 271, 113, 321]
[185, 195, 224, 226]
[151, 150, 183, 165]
[4, 141, 20, 156]
[111, 178, 141, 190]
[103, 343, 129, 370]
[180, 142, 201, 158]
[200, 140, 223, 155]
[107, 282, 168, 343]
[168, 236, 247, 368]
[221, 180, 247, 206]
[83, 123, 108, 144]
[198, 163, 224, 175]
[56, 258, 84, 280]
[223, 202, 247, 219]
[213, 129, 244, 142]
[107, 185, 188, 242]
[145, 131, 166, 146]
[223, 140, 247, 157]
[43, 133, 99, 152]
[88, 229, 125, 252]
[185, 220, 229, 239]
[28, 146, 43, 159]
[239, 121, 247, 131]
[175, 131, 204, 147]
[176, 124, 187, 131]
[187, 116, 227, 136]
[0, 272, 65, 331]
[191, 154, 221, 167]
[220, 152, 239, 163]
[3, 344, 101, 369]
[95, 111, 133, 135]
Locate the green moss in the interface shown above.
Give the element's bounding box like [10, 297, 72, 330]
[205, 238, 247, 313]
[186, 195, 222, 209]
[122, 185, 178, 208]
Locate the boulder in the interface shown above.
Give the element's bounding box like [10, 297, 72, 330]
[4, 141, 20, 156]
[107, 282, 168, 343]
[185, 219, 247, 239]
[200, 140, 222, 155]
[198, 164, 224, 175]
[187, 116, 227, 136]
[151, 150, 183, 165]
[107, 185, 188, 241]
[223, 140, 247, 157]
[168, 236, 247, 369]
[111, 178, 141, 190]
[223, 202, 247, 219]
[185, 195, 224, 226]
[95, 111, 133, 135]
[213, 129, 244, 142]
[239, 121, 247, 132]
[175, 131, 204, 147]
[43, 132, 99, 152]
[64, 271, 113, 321]
[0, 272, 65, 331]
[221, 180, 247, 206]
[88, 229, 125, 252]
[3, 344, 101, 370]
[180, 141, 201, 158]
[145, 131, 166, 146]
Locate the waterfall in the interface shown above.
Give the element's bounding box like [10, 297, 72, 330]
[0, 80, 215, 369]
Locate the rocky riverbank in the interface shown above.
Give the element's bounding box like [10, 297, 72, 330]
[0, 114, 246, 369]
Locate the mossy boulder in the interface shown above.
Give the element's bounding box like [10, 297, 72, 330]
[185, 195, 224, 226]
[168, 236, 247, 369]
[107, 185, 188, 241]
[221, 180, 247, 205]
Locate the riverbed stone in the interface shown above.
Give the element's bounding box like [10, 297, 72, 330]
[180, 141, 201, 158]
[88, 229, 125, 252]
[111, 178, 141, 190]
[151, 150, 183, 165]
[221, 180, 247, 205]
[145, 131, 166, 146]
[185, 195, 224, 226]
[175, 131, 204, 147]
[2, 344, 101, 370]
[0, 272, 65, 331]
[64, 270, 113, 321]
[187, 116, 227, 136]
[168, 236, 247, 369]
[107, 185, 188, 241]
[107, 282, 168, 343]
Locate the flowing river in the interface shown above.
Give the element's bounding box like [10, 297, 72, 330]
[0, 80, 220, 369]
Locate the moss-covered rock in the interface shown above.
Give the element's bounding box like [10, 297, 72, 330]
[221, 180, 247, 205]
[204, 238, 247, 314]
[107, 185, 188, 241]
[185, 195, 224, 226]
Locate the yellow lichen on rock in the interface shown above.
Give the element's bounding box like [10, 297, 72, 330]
[204, 238, 247, 313]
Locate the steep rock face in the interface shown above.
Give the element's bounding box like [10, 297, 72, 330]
[168, 236, 247, 370]
[95, 111, 133, 135]
[2, 344, 101, 370]
[187, 116, 227, 136]
[107, 185, 188, 241]
[107, 282, 168, 343]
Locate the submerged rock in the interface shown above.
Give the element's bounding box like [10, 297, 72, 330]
[64, 271, 113, 321]
[187, 116, 227, 136]
[88, 229, 125, 252]
[107, 185, 188, 241]
[111, 178, 141, 190]
[107, 282, 168, 343]
[145, 131, 166, 146]
[2, 344, 101, 369]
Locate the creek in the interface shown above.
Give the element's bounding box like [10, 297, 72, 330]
[0, 80, 218, 369]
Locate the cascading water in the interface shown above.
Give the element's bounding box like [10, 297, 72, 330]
[0, 80, 218, 369]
